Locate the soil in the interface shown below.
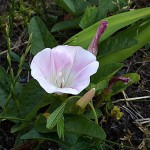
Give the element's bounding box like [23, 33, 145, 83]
[102, 48, 150, 150]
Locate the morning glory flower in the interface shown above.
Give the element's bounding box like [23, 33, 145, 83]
[31, 45, 99, 95]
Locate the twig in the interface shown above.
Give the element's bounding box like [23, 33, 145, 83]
[122, 91, 129, 106]
[135, 118, 150, 125]
[0, 41, 28, 55]
[113, 96, 150, 104]
[122, 105, 138, 119]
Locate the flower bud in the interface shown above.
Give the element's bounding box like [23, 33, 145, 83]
[88, 20, 108, 56]
[109, 76, 131, 87]
[76, 88, 95, 110]
[103, 76, 131, 95]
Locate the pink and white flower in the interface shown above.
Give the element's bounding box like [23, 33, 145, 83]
[30, 45, 99, 95]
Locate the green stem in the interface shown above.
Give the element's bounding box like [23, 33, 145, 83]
[88, 102, 98, 124]
[9, 0, 15, 37]
[2, 92, 12, 115]
[6, 25, 14, 81]
[14, 34, 32, 82]
[0, 116, 27, 121]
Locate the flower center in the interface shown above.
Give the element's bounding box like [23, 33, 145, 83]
[56, 71, 65, 88]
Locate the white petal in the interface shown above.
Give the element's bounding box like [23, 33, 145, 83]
[35, 78, 57, 93]
[53, 87, 79, 95]
[30, 48, 52, 81]
[71, 61, 99, 92]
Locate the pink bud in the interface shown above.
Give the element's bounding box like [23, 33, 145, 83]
[76, 88, 95, 109]
[103, 76, 131, 95]
[88, 21, 108, 56]
[109, 76, 131, 87]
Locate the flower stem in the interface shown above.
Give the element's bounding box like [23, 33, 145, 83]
[0, 116, 27, 122]
[6, 24, 14, 81]
[9, 0, 15, 37]
[14, 33, 32, 82]
[88, 102, 98, 124]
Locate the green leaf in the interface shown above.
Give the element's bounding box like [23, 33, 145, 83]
[13, 130, 27, 147]
[28, 16, 58, 55]
[97, 0, 118, 20]
[87, 80, 108, 95]
[20, 129, 61, 142]
[4, 80, 55, 120]
[35, 114, 51, 133]
[112, 73, 140, 95]
[55, 0, 87, 16]
[79, 6, 98, 29]
[51, 19, 79, 32]
[62, 133, 79, 149]
[21, 129, 79, 149]
[65, 7, 150, 49]
[99, 37, 138, 57]
[98, 19, 150, 65]
[10, 52, 29, 70]
[69, 136, 105, 150]
[65, 116, 106, 140]
[57, 116, 65, 140]
[91, 63, 124, 83]
[70, 138, 95, 150]
[88, 0, 99, 6]
[46, 102, 66, 129]
[11, 122, 29, 133]
[0, 66, 10, 108]
[84, 108, 102, 120]
[64, 96, 81, 114]
[14, 82, 23, 96]
[20, 129, 47, 140]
